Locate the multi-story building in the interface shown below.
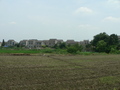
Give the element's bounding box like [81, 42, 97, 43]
[6, 40, 17, 46]
[48, 39, 58, 47]
[42, 40, 49, 46]
[79, 40, 90, 46]
[27, 39, 38, 49]
[57, 39, 64, 45]
[66, 40, 78, 45]
[35, 40, 45, 49]
[19, 40, 28, 47]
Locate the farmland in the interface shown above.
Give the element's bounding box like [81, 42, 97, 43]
[0, 54, 120, 90]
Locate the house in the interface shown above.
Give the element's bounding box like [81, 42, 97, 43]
[57, 39, 64, 45]
[66, 40, 77, 45]
[42, 40, 49, 46]
[27, 39, 38, 49]
[79, 40, 90, 46]
[48, 39, 58, 47]
[35, 40, 45, 49]
[6, 40, 17, 46]
[19, 40, 28, 47]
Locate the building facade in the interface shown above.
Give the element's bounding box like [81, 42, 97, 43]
[4, 39, 90, 49]
[6, 40, 17, 46]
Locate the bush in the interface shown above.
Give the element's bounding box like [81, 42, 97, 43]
[67, 47, 77, 53]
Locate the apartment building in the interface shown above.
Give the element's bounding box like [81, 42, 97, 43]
[42, 40, 49, 46]
[19, 40, 28, 47]
[6, 40, 17, 46]
[48, 39, 58, 47]
[79, 40, 90, 46]
[35, 40, 45, 49]
[66, 40, 78, 45]
[27, 39, 38, 49]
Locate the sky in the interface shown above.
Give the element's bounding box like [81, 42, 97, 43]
[0, 0, 120, 42]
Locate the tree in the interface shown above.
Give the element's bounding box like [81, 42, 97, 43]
[67, 44, 83, 54]
[67, 46, 77, 53]
[92, 32, 109, 52]
[86, 44, 93, 52]
[92, 32, 109, 46]
[2, 39, 5, 47]
[59, 42, 66, 49]
[109, 34, 119, 46]
[73, 44, 83, 52]
[15, 43, 20, 47]
[96, 40, 107, 52]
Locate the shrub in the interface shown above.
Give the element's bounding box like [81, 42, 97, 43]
[67, 47, 77, 53]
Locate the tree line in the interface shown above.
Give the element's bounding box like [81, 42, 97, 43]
[91, 32, 120, 53]
[53, 32, 120, 54]
[1, 32, 120, 54]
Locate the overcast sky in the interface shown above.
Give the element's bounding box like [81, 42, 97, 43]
[0, 0, 120, 42]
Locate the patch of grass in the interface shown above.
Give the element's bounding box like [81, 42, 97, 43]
[99, 76, 120, 84]
[0, 48, 68, 54]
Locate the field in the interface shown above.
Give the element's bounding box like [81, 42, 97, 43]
[0, 54, 120, 90]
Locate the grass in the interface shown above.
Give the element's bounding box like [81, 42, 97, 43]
[0, 54, 120, 90]
[100, 76, 120, 84]
[0, 48, 106, 56]
[0, 48, 68, 54]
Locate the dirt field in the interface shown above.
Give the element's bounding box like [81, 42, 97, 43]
[0, 54, 120, 90]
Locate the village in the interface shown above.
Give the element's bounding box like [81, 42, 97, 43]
[0, 39, 90, 49]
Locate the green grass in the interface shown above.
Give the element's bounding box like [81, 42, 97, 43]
[0, 48, 107, 56]
[0, 48, 68, 54]
[100, 76, 120, 84]
[0, 55, 120, 90]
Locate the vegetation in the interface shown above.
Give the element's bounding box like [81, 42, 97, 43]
[1, 32, 120, 54]
[0, 32, 120, 89]
[0, 55, 120, 89]
[67, 44, 83, 54]
[1, 39, 5, 47]
[91, 32, 120, 53]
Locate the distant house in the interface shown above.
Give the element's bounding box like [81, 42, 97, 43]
[19, 40, 28, 47]
[79, 40, 90, 46]
[27, 39, 38, 49]
[57, 39, 64, 45]
[35, 40, 45, 49]
[42, 40, 49, 46]
[66, 40, 77, 45]
[6, 40, 17, 47]
[48, 39, 58, 47]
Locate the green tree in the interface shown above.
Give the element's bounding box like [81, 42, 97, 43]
[59, 42, 66, 49]
[86, 44, 93, 52]
[92, 32, 109, 46]
[74, 44, 83, 52]
[92, 32, 109, 52]
[67, 44, 83, 54]
[109, 34, 119, 46]
[96, 40, 107, 52]
[67, 46, 77, 53]
[2, 39, 5, 47]
[109, 45, 117, 53]
[15, 43, 20, 47]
